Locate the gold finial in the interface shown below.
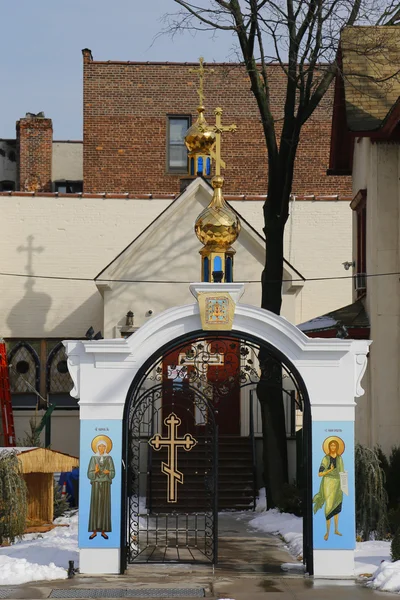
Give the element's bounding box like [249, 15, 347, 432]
[199, 107, 237, 176]
[195, 175, 241, 248]
[189, 57, 214, 108]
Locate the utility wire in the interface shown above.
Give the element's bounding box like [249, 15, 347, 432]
[0, 270, 399, 284]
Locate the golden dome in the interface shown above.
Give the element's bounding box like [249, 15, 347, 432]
[185, 106, 216, 154]
[195, 176, 241, 248]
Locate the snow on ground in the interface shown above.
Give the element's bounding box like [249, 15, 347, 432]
[366, 561, 400, 593]
[248, 507, 304, 559]
[248, 490, 392, 581]
[0, 512, 78, 585]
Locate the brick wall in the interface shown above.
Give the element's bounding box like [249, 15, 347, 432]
[83, 50, 352, 196]
[17, 114, 52, 192]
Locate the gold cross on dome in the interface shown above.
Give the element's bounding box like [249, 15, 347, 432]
[189, 57, 214, 108]
[199, 107, 237, 175]
[149, 413, 197, 503]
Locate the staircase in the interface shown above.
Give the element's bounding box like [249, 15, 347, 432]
[147, 436, 255, 512]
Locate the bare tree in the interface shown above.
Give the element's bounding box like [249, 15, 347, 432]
[164, 0, 400, 507]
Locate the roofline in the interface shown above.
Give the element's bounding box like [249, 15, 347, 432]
[94, 185, 188, 279]
[0, 191, 352, 202]
[0, 139, 82, 144]
[82, 50, 331, 69]
[94, 177, 306, 283]
[53, 140, 83, 144]
[227, 200, 306, 281]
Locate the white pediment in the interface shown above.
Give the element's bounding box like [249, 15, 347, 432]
[95, 178, 304, 291]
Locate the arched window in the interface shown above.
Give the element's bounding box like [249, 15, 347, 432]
[203, 256, 209, 282]
[225, 256, 233, 282]
[46, 342, 74, 401]
[8, 342, 40, 407]
[214, 256, 222, 272]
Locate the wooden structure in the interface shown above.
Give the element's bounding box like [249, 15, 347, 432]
[0, 447, 78, 523]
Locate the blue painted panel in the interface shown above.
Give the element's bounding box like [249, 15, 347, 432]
[79, 420, 122, 549]
[312, 421, 355, 550]
[206, 157, 211, 176]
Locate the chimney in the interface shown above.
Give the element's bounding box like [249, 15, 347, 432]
[82, 48, 93, 63]
[16, 112, 53, 192]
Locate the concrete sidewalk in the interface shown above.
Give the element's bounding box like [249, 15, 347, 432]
[0, 513, 396, 599]
[1, 559, 397, 600]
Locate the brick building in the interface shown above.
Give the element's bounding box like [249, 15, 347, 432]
[82, 49, 352, 197]
[0, 50, 355, 456]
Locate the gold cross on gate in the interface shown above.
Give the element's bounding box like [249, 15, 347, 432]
[189, 57, 214, 108]
[149, 413, 197, 503]
[199, 107, 237, 176]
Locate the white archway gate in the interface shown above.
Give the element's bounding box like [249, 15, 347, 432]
[65, 283, 369, 579]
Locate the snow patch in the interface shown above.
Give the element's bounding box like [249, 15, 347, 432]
[248, 497, 392, 578]
[0, 512, 78, 585]
[248, 508, 303, 559]
[366, 560, 400, 593]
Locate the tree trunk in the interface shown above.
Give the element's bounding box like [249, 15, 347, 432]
[257, 194, 290, 508]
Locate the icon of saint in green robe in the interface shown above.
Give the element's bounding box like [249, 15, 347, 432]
[88, 436, 115, 540]
[313, 437, 345, 541]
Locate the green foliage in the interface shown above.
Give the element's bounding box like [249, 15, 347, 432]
[355, 444, 388, 541]
[53, 482, 70, 520]
[18, 417, 43, 448]
[388, 507, 400, 535]
[391, 529, 400, 561]
[0, 450, 27, 543]
[276, 483, 303, 517]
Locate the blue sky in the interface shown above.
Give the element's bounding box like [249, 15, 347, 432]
[0, 1, 235, 139]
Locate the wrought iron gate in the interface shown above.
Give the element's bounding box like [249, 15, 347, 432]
[122, 331, 312, 573]
[127, 384, 217, 564]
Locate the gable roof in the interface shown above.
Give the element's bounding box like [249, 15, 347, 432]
[341, 26, 400, 132]
[95, 177, 305, 285]
[329, 26, 400, 174]
[298, 298, 370, 339]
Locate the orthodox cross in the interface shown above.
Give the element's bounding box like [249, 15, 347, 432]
[189, 57, 214, 108]
[17, 234, 44, 289]
[199, 107, 237, 176]
[149, 413, 197, 503]
[179, 344, 224, 426]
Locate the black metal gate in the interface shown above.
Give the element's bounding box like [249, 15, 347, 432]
[122, 331, 312, 573]
[126, 382, 217, 564]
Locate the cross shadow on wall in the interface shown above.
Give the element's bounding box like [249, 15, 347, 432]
[6, 235, 52, 337]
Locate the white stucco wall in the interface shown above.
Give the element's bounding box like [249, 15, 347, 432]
[352, 140, 400, 453]
[0, 187, 352, 338]
[237, 199, 353, 324]
[0, 140, 17, 186]
[0, 196, 172, 338]
[52, 141, 83, 182]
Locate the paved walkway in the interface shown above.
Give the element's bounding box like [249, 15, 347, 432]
[0, 512, 398, 599]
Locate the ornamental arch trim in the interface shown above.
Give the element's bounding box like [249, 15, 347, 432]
[121, 327, 313, 573]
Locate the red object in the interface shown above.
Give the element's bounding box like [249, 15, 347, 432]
[0, 341, 16, 447]
[61, 482, 67, 497]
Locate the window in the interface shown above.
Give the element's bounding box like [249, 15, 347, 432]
[7, 339, 77, 409]
[54, 180, 83, 194]
[167, 116, 190, 173]
[0, 180, 15, 191]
